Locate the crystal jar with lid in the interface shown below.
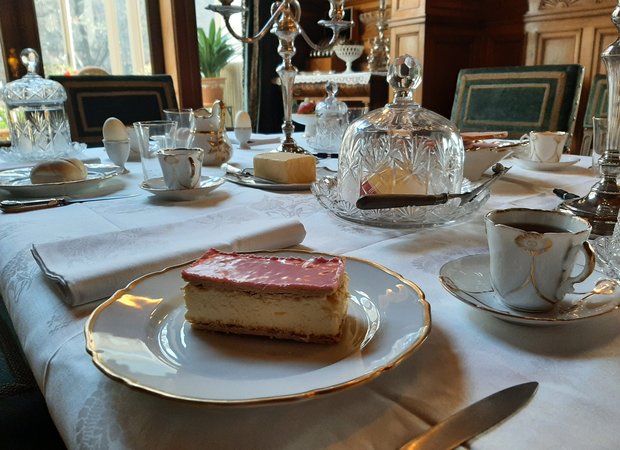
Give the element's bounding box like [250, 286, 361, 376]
[311, 81, 349, 152]
[2, 48, 74, 162]
[337, 55, 464, 205]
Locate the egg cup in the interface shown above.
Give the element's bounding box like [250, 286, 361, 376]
[234, 127, 252, 149]
[103, 139, 131, 173]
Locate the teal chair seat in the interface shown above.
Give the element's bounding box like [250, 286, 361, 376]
[0, 299, 65, 449]
[450, 64, 585, 146]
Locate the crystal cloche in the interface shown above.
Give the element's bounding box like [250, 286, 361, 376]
[2, 48, 74, 161]
[337, 55, 464, 204]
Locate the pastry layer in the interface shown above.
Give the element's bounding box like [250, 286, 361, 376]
[182, 250, 349, 343]
[181, 249, 345, 295]
[184, 278, 349, 343]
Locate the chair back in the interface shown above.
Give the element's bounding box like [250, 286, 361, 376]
[579, 73, 608, 155]
[450, 64, 585, 146]
[49, 75, 178, 147]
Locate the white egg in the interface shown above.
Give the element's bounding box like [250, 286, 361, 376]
[234, 111, 251, 129]
[103, 117, 129, 141]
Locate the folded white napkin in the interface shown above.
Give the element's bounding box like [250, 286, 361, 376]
[32, 217, 306, 306]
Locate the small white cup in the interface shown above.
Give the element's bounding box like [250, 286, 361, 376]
[520, 131, 568, 163]
[485, 208, 595, 312]
[103, 139, 130, 172]
[157, 148, 204, 190]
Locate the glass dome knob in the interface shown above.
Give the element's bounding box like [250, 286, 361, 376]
[325, 80, 339, 98]
[387, 54, 422, 99]
[20, 48, 40, 75]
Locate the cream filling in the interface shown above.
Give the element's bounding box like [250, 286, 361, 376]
[184, 281, 349, 336]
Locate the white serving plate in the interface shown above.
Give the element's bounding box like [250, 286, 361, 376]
[85, 250, 431, 404]
[0, 163, 122, 197]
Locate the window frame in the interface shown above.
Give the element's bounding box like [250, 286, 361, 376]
[0, 0, 201, 108]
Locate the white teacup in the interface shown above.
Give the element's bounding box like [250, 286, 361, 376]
[157, 148, 204, 190]
[520, 131, 568, 163]
[484, 208, 595, 312]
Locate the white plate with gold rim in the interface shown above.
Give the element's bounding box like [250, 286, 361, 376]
[440, 254, 620, 326]
[0, 163, 122, 197]
[85, 250, 430, 405]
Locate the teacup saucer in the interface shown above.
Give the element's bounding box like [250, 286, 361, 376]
[140, 176, 225, 201]
[509, 155, 579, 171]
[439, 254, 620, 325]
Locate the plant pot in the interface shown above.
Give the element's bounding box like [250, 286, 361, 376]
[201, 77, 226, 107]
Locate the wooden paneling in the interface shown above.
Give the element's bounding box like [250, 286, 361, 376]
[525, 0, 617, 151]
[388, 0, 527, 119]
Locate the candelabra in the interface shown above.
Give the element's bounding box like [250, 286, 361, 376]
[559, 2, 620, 236]
[366, 0, 389, 73]
[207, 0, 352, 154]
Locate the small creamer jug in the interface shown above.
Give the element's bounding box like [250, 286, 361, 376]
[192, 100, 232, 166]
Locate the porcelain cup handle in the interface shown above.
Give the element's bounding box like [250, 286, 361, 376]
[557, 241, 596, 298]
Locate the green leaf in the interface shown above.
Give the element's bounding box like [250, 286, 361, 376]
[197, 18, 236, 78]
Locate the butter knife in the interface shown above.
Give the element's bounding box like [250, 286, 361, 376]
[221, 163, 277, 184]
[356, 164, 510, 210]
[0, 193, 139, 213]
[400, 381, 538, 450]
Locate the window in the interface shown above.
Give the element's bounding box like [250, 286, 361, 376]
[34, 0, 151, 75]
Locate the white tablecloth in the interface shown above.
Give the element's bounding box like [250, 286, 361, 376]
[1, 138, 618, 450]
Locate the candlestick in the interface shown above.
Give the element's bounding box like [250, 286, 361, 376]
[207, 0, 352, 154]
[559, 2, 620, 235]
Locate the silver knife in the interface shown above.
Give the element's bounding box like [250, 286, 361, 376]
[400, 381, 538, 450]
[0, 193, 140, 213]
[356, 164, 510, 210]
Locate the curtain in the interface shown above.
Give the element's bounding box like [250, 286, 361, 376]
[244, 0, 283, 133]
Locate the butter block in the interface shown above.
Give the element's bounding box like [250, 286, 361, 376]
[253, 152, 316, 184]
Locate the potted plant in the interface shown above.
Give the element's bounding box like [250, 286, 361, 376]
[197, 18, 237, 106]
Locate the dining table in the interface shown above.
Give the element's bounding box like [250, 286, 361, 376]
[0, 134, 618, 450]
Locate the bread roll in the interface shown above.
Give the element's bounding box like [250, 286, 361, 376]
[30, 158, 88, 184]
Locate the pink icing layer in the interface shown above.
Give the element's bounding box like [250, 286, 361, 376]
[181, 249, 345, 294]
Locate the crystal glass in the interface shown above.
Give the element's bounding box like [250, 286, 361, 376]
[164, 108, 195, 148]
[311, 81, 348, 153]
[1, 48, 74, 162]
[134, 120, 178, 182]
[592, 117, 607, 175]
[337, 55, 464, 205]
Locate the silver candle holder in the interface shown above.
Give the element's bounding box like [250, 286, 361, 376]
[559, 2, 620, 236]
[207, 0, 352, 154]
[366, 0, 389, 73]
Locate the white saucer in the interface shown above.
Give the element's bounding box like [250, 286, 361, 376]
[439, 254, 620, 325]
[140, 176, 225, 201]
[510, 155, 579, 171]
